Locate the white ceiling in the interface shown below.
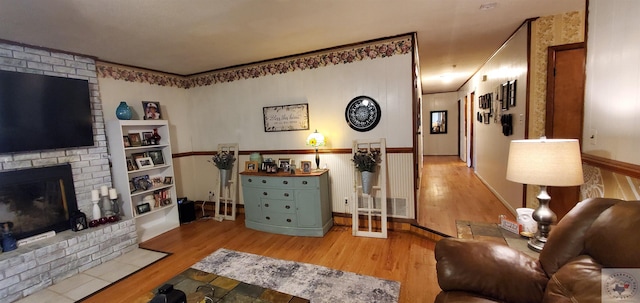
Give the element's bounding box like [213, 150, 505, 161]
[0, 0, 584, 94]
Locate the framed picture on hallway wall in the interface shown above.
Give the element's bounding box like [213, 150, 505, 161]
[509, 80, 517, 107]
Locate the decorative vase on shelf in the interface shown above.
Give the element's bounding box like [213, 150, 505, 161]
[360, 171, 374, 195]
[220, 168, 233, 188]
[115, 101, 132, 120]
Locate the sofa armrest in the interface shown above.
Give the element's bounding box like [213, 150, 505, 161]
[435, 238, 548, 303]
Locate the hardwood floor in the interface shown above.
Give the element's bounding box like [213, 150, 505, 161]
[84, 156, 511, 303]
[418, 156, 515, 236]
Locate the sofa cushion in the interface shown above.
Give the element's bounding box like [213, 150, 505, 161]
[584, 201, 640, 268]
[542, 255, 602, 303]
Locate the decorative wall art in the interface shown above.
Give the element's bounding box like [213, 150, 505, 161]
[345, 96, 381, 132]
[263, 103, 309, 132]
[430, 110, 448, 134]
[509, 80, 517, 107]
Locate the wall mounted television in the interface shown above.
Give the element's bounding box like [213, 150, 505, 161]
[0, 70, 94, 153]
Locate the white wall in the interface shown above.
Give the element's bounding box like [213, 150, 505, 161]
[422, 92, 459, 155]
[458, 23, 529, 213]
[98, 53, 417, 219]
[583, 0, 640, 165]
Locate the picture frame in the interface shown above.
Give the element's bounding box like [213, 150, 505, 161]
[123, 135, 131, 148]
[132, 175, 152, 191]
[501, 82, 510, 111]
[163, 176, 173, 184]
[509, 79, 517, 107]
[263, 103, 309, 132]
[483, 112, 490, 124]
[245, 161, 258, 172]
[126, 157, 137, 171]
[142, 101, 161, 120]
[141, 131, 153, 146]
[278, 158, 291, 172]
[265, 162, 278, 173]
[131, 152, 148, 160]
[128, 133, 142, 147]
[301, 161, 312, 173]
[147, 150, 165, 165]
[136, 203, 151, 214]
[430, 110, 447, 134]
[135, 157, 155, 169]
[129, 180, 136, 193]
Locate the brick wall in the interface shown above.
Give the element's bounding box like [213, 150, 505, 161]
[0, 219, 137, 302]
[0, 42, 138, 302]
[0, 41, 110, 216]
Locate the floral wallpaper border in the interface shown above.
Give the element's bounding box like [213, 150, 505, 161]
[97, 36, 413, 89]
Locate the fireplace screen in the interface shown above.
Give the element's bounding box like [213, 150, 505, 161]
[0, 164, 79, 241]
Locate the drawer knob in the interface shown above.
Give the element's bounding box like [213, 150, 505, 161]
[302, 181, 308, 185]
[266, 216, 271, 220]
[286, 219, 292, 223]
[285, 205, 290, 209]
[248, 178, 252, 182]
[262, 180, 267, 183]
[283, 180, 288, 184]
[284, 193, 289, 197]
[264, 203, 269, 207]
[263, 192, 268, 196]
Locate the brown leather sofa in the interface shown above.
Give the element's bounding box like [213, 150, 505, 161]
[434, 198, 640, 303]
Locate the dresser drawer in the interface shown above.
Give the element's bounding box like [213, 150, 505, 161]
[243, 176, 292, 188]
[292, 177, 318, 188]
[262, 199, 295, 214]
[262, 212, 297, 227]
[258, 188, 294, 200]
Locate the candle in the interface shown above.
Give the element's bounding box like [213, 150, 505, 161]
[100, 185, 109, 197]
[91, 189, 100, 201]
[109, 188, 118, 199]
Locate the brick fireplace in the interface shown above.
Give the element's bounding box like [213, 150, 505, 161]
[0, 41, 138, 302]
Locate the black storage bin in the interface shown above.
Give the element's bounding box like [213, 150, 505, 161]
[177, 197, 196, 223]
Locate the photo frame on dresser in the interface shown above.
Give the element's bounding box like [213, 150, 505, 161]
[301, 161, 312, 173]
[245, 161, 258, 172]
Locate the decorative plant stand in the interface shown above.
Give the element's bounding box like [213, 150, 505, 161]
[214, 143, 239, 221]
[352, 138, 388, 238]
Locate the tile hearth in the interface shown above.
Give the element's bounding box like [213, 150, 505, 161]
[15, 248, 166, 303]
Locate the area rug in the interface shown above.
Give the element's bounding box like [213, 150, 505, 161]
[192, 248, 401, 303]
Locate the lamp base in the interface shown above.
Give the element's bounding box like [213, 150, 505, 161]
[527, 236, 547, 252]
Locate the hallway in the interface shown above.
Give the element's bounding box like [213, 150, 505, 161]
[418, 156, 516, 236]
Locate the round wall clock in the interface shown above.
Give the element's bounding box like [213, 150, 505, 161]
[345, 96, 381, 132]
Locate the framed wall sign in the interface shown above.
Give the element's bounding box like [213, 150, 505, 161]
[263, 103, 309, 132]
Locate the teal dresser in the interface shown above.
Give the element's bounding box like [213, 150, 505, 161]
[240, 170, 332, 237]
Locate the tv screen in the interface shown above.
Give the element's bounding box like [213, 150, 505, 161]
[0, 70, 94, 153]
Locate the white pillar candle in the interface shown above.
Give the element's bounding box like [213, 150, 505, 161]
[109, 188, 118, 199]
[100, 185, 109, 197]
[91, 189, 100, 201]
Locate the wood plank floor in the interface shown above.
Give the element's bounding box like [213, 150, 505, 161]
[418, 156, 515, 236]
[83, 156, 512, 303]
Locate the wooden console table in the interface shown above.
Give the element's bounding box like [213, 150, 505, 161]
[240, 170, 332, 237]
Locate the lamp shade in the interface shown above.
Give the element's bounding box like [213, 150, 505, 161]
[506, 138, 584, 186]
[306, 129, 325, 147]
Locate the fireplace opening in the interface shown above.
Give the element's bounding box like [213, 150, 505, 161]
[0, 163, 79, 241]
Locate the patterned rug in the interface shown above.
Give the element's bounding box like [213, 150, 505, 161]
[192, 248, 401, 303]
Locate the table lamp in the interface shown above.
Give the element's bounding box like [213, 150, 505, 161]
[306, 129, 325, 169]
[506, 137, 584, 252]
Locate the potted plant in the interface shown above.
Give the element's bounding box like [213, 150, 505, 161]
[209, 151, 236, 187]
[352, 149, 381, 194]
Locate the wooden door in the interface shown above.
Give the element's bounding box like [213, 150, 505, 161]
[546, 43, 585, 220]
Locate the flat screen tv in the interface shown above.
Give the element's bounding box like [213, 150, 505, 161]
[0, 70, 94, 153]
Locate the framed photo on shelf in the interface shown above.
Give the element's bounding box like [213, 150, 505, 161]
[129, 180, 136, 193]
[147, 150, 164, 165]
[278, 158, 291, 172]
[141, 131, 153, 145]
[131, 152, 148, 160]
[245, 161, 258, 172]
[136, 203, 151, 214]
[163, 176, 173, 184]
[142, 101, 162, 120]
[132, 175, 152, 191]
[128, 133, 142, 147]
[126, 157, 137, 171]
[301, 161, 312, 173]
[123, 135, 131, 148]
[136, 157, 155, 169]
